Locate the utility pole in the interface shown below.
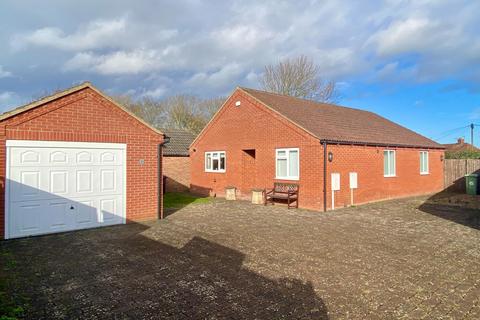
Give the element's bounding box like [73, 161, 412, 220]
[471, 123, 475, 148]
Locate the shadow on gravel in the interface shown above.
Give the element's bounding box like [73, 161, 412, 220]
[418, 201, 480, 230]
[1, 223, 328, 319]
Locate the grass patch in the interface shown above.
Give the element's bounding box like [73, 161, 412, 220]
[164, 192, 211, 209]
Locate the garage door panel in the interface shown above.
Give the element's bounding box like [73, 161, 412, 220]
[10, 147, 124, 168]
[7, 141, 126, 239]
[47, 201, 71, 230]
[76, 151, 93, 164]
[20, 171, 40, 197]
[99, 198, 123, 224]
[100, 168, 124, 194]
[75, 200, 96, 226]
[50, 151, 68, 164]
[50, 171, 68, 195]
[10, 202, 43, 237]
[76, 170, 93, 193]
[10, 148, 49, 167]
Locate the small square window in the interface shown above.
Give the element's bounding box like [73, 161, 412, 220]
[205, 151, 226, 173]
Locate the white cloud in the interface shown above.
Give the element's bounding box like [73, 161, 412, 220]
[11, 18, 127, 51]
[2, 0, 480, 96]
[370, 18, 440, 56]
[0, 65, 12, 78]
[211, 25, 272, 51]
[142, 87, 167, 98]
[63, 49, 172, 75]
[186, 63, 244, 88]
[367, 2, 480, 82]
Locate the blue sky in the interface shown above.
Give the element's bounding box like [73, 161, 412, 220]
[0, 0, 479, 145]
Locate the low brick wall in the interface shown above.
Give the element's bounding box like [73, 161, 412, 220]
[163, 156, 190, 192]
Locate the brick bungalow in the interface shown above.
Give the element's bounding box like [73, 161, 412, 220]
[162, 129, 195, 193]
[190, 87, 445, 211]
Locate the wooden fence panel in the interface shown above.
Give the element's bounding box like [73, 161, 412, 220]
[444, 159, 480, 192]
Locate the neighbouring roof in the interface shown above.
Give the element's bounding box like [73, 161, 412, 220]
[241, 88, 443, 149]
[442, 138, 480, 152]
[0, 82, 163, 136]
[162, 129, 196, 156]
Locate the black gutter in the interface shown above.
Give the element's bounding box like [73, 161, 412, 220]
[319, 139, 444, 150]
[158, 135, 171, 219]
[322, 140, 327, 212]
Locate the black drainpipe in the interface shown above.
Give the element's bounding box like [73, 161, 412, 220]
[158, 135, 170, 219]
[322, 140, 327, 212]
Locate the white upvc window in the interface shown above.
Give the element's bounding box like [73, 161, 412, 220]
[383, 150, 396, 177]
[205, 151, 226, 172]
[275, 148, 299, 180]
[420, 151, 429, 175]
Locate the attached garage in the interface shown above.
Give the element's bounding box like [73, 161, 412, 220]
[0, 82, 165, 239]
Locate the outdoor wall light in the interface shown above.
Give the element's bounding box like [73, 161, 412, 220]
[440, 154, 444, 161]
[328, 151, 334, 162]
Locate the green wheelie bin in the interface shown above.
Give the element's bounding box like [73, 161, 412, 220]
[465, 174, 478, 195]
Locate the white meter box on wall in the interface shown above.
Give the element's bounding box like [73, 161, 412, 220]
[349, 172, 358, 189]
[331, 173, 340, 191]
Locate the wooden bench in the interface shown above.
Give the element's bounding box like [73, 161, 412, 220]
[265, 183, 299, 209]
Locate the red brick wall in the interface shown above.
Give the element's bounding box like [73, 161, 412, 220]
[325, 144, 444, 209]
[190, 90, 324, 210]
[191, 89, 444, 211]
[0, 87, 163, 238]
[163, 156, 190, 192]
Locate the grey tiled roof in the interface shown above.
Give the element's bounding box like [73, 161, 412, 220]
[162, 129, 196, 156]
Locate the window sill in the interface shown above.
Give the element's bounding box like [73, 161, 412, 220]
[420, 172, 429, 175]
[205, 170, 226, 173]
[275, 177, 299, 181]
[384, 175, 396, 178]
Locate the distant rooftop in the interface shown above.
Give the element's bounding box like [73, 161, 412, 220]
[162, 128, 196, 156]
[442, 138, 480, 152]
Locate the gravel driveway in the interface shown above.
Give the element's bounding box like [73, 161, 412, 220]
[1, 196, 479, 319]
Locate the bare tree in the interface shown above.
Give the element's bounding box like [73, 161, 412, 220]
[164, 95, 226, 134]
[163, 95, 206, 134]
[113, 95, 166, 128]
[260, 55, 338, 103]
[198, 97, 225, 120]
[113, 93, 225, 134]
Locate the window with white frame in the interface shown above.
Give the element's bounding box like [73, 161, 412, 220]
[276, 148, 299, 180]
[420, 151, 429, 174]
[383, 150, 396, 177]
[205, 151, 226, 172]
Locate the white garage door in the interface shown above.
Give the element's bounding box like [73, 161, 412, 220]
[5, 140, 126, 239]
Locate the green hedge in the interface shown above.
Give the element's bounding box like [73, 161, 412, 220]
[445, 150, 480, 159]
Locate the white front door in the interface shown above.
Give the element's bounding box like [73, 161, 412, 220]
[6, 140, 126, 239]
